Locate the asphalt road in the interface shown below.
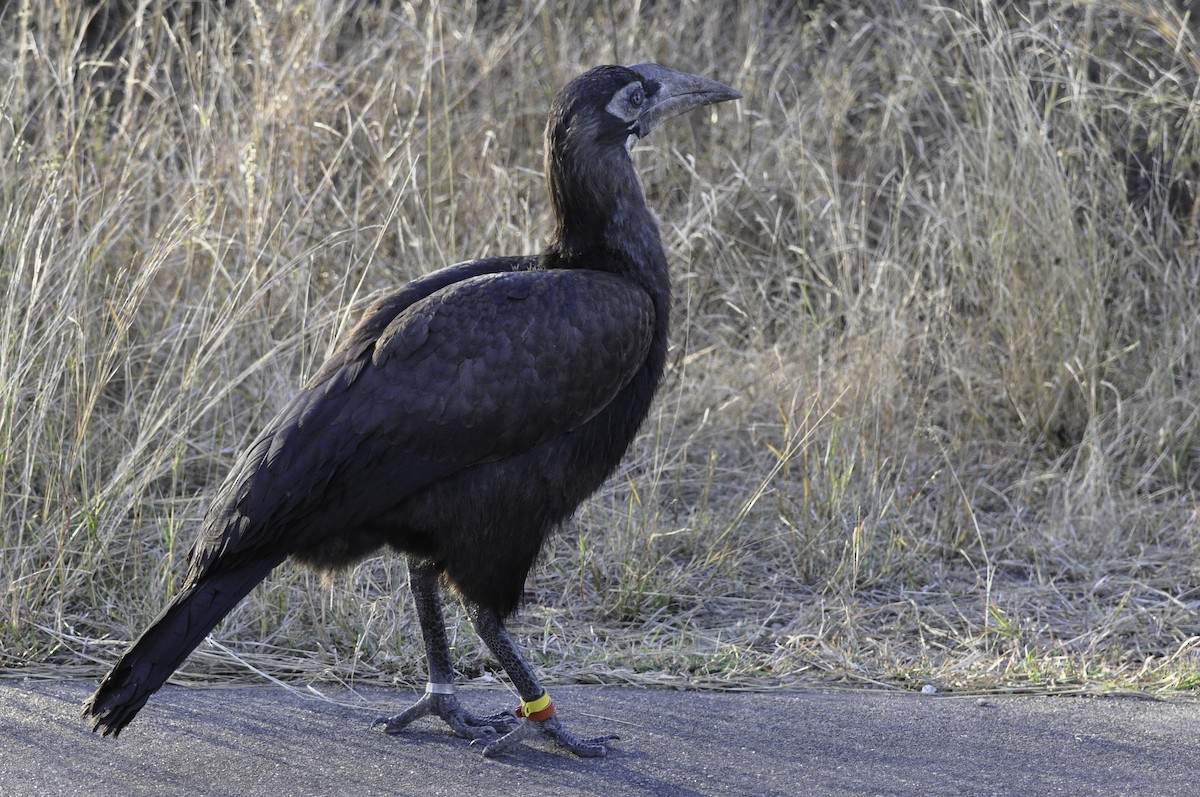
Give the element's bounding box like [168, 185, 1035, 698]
[2, 680, 1197, 796]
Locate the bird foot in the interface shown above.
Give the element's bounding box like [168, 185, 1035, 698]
[372, 691, 517, 741]
[474, 714, 618, 758]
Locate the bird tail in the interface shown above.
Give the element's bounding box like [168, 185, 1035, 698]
[82, 558, 281, 737]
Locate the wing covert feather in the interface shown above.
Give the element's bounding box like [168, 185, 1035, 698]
[188, 267, 653, 576]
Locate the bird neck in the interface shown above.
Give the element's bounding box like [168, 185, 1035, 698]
[545, 142, 671, 446]
[547, 147, 671, 314]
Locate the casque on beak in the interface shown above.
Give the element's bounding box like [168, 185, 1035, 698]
[627, 64, 741, 138]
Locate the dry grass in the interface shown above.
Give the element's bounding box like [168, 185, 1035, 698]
[3, 0, 1200, 698]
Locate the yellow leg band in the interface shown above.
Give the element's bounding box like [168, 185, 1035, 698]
[522, 691, 552, 715]
[516, 691, 554, 721]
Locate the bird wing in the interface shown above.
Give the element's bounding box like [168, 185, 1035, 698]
[186, 266, 654, 577]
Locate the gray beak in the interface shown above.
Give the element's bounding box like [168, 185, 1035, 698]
[627, 64, 741, 138]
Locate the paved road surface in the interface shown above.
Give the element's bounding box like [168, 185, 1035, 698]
[1, 680, 1196, 795]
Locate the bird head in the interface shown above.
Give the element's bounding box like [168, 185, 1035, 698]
[548, 64, 741, 157]
[545, 64, 740, 248]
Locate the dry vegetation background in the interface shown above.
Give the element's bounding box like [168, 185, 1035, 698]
[3, 0, 1200, 699]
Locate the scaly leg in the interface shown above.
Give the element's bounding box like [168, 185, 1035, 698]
[466, 603, 618, 758]
[373, 560, 516, 740]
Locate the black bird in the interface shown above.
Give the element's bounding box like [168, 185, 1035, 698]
[83, 64, 740, 757]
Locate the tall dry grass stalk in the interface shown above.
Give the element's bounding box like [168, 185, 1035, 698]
[2, 0, 1199, 693]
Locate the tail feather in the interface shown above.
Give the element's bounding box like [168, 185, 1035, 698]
[82, 559, 280, 736]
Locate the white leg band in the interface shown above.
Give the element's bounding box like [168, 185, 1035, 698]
[425, 681, 456, 695]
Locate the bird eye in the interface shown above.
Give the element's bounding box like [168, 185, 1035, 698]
[629, 87, 644, 108]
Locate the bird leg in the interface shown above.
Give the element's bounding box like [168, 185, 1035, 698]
[373, 561, 516, 740]
[465, 604, 619, 758]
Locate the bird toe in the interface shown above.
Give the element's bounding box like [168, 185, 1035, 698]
[374, 693, 515, 740]
[476, 715, 618, 758]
